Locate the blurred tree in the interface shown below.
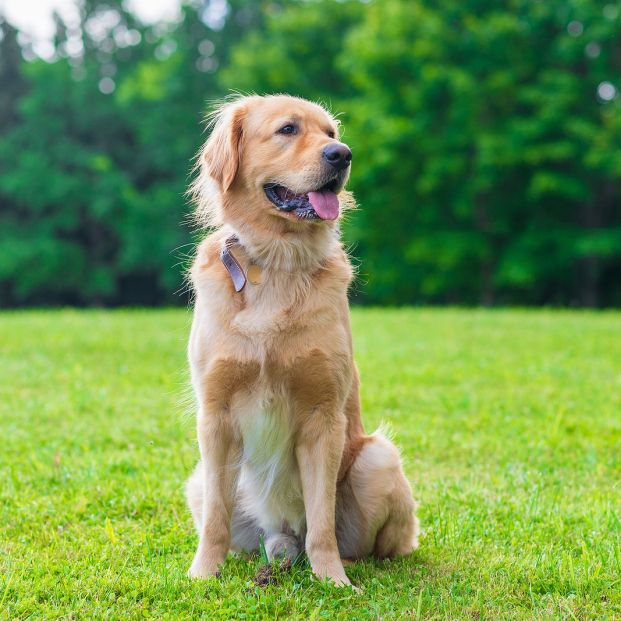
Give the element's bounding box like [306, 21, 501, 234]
[0, 19, 30, 304]
[1, 0, 620, 307]
[0, 0, 264, 305]
[220, 0, 363, 101]
[223, 0, 621, 306]
[0, 2, 161, 304]
[0, 19, 28, 133]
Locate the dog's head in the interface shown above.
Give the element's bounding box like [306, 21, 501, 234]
[192, 95, 352, 231]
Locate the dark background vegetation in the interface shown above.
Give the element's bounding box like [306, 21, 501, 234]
[1, 0, 620, 307]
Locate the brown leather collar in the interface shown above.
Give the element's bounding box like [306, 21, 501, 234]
[220, 235, 246, 292]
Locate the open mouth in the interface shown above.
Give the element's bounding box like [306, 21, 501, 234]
[264, 178, 340, 221]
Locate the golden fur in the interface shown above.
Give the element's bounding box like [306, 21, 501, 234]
[186, 94, 418, 587]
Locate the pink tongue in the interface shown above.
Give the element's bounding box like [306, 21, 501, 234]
[307, 191, 340, 220]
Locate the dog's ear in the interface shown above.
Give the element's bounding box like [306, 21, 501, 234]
[203, 102, 245, 193]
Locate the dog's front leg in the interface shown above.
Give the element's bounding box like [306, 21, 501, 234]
[188, 411, 241, 579]
[296, 412, 351, 586]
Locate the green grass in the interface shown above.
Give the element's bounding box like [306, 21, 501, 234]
[2, 308, 620, 620]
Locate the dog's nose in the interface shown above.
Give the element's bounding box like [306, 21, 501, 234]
[322, 143, 352, 171]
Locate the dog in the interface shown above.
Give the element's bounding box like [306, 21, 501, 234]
[185, 94, 418, 587]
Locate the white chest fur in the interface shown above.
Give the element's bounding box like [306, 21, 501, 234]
[236, 392, 305, 535]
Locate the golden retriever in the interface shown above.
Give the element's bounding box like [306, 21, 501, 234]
[185, 94, 418, 587]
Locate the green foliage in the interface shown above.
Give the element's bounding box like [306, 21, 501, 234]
[1, 0, 621, 306]
[225, 0, 621, 306]
[1, 308, 620, 618]
[0, 1, 262, 305]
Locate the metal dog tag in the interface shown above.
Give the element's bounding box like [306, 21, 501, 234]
[247, 264, 263, 285]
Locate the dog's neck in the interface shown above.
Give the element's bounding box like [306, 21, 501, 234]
[224, 221, 340, 273]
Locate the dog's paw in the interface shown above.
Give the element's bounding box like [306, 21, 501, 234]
[265, 533, 301, 562]
[311, 561, 353, 588]
[316, 572, 358, 589]
[327, 573, 353, 588]
[188, 552, 223, 579]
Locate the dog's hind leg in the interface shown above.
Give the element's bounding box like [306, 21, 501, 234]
[373, 472, 419, 558]
[336, 432, 419, 560]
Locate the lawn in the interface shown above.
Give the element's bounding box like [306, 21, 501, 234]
[1, 308, 620, 620]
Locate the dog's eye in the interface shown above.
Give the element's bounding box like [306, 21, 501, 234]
[327, 130, 336, 139]
[277, 123, 297, 136]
